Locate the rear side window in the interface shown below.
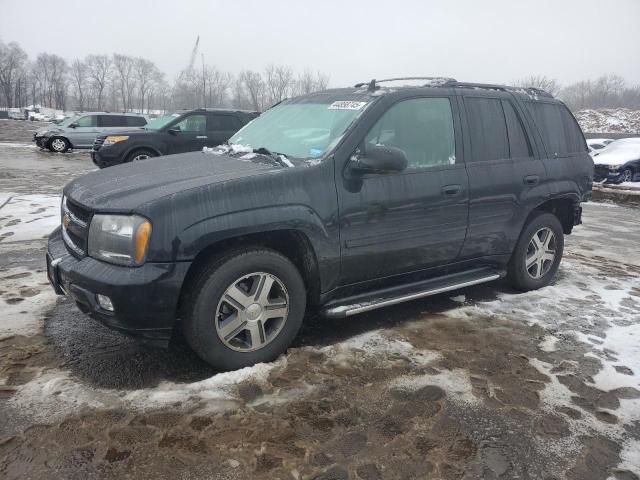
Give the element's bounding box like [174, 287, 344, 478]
[464, 97, 509, 162]
[364, 97, 456, 169]
[209, 115, 240, 131]
[501, 100, 532, 158]
[527, 102, 586, 156]
[99, 115, 127, 127]
[126, 116, 147, 127]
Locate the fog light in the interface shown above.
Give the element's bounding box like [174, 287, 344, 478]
[97, 294, 114, 312]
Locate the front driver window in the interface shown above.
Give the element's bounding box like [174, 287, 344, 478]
[173, 114, 206, 132]
[364, 97, 456, 168]
[75, 115, 97, 127]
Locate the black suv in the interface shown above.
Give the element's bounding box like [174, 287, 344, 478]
[91, 108, 259, 168]
[47, 77, 593, 371]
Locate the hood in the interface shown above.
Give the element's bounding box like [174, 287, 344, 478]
[65, 151, 279, 210]
[98, 128, 150, 137]
[37, 126, 60, 135]
[593, 144, 640, 166]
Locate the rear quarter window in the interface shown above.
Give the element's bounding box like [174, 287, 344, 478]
[526, 102, 586, 156]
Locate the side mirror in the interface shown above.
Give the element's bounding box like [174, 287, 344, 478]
[168, 127, 180, 135]
[350, 145, 407, 174]
[69, 123, 77, 128]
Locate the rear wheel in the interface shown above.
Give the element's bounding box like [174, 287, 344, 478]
[507, 212, 564, 291]
[182, 248, 306, 371]
[48, 137, 69, 153]
[126, 149, 156, 162]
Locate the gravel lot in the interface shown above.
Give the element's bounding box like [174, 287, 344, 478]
[0, 119, 639, 480]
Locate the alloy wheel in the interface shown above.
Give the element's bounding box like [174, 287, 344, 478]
[132, 153, 150, 161]
[215, 272, 289, 352]
[621, 169, 633, 182]
[525, 227, 556, 279]
[51, 138, 66, 152]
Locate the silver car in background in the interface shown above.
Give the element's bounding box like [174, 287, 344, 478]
[34, 112, 147, 152]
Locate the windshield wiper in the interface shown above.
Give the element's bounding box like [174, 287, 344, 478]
[253, 147, 293, 167]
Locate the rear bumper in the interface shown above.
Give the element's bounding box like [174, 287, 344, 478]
[47, 226, 191, 341]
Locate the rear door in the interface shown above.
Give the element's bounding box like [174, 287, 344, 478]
[458, 94, 548, 258]
[207, 113, 242, 147]
[336, 95, 469, 285]
[166, 113, 209, 154]
[98, 115, 130, 134]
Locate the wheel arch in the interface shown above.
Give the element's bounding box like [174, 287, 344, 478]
[527, 195, 579, 235]
[176, 228, 322, 321]
[124, 145, 162, 160]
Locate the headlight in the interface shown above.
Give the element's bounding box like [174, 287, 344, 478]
[88, 214, 152, 266]
[609, 165, 622, 172]
[103, 135, 129, 147]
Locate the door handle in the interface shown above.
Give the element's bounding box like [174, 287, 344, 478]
[523, 175, 539, 186]
[441, 184, 462, 196]
[196, 135, 208, 139]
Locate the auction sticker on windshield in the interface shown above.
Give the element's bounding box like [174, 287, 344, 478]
[328, 101, 368, 110]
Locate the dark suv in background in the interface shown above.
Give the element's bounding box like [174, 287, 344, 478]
[48, 77, 593, 371]
[91, 108, 259, 168]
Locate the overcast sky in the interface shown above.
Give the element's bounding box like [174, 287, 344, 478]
[2, 0, 639, 87]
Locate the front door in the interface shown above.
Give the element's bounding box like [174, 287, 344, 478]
[167, 113, 209, 154]
[68, 114, 99, 148]
[337, 96, 469, 285]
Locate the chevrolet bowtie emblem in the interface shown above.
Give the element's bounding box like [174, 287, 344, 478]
[63, 213, 71, 228]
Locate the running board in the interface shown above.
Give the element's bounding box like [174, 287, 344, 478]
[321, 268, 504, 318]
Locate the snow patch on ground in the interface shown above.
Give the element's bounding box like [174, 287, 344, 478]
[0, 193, 60, 242]
[0, 266, 57, 339]
[575, 108, 640, 134]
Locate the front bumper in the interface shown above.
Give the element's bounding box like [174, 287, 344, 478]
[34, 134, 49, 148]
[91, 143, 127, 168]
[47, 226, 191, 341]
[594, 166, 624, 184]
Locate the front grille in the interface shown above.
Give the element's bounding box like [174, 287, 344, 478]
[93, 135, 106, 151]
[62, 197, 92, 257]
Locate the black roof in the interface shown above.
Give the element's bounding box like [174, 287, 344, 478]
[318, 77, 556, 101]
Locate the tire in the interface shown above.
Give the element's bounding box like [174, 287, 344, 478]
[48, 137, 70, 153]
[507, 212, 564, 291]
[125, 149, 156, 163]
[621, 168, 634, 183]
[182, 248, 306, 371]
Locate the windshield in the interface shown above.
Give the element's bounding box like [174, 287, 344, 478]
[229, 95, 373, 159]
[145, 114, 181, 130]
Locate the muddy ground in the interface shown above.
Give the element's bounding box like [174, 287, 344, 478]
[0, 120, 639, 479]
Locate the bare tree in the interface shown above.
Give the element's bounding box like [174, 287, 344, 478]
[0, 40, 28, 107]
[113, 54, 137, 111]
[292, 69, 329, 96]
[203, 66, 232, 107]
[70, 59, 87, 111]
[513, 75, 561, 97]
[86, 54, 111, 110]
[238, 70, 265, 111]
[134, 57, 159, 113]
[265, 64, 293, 106]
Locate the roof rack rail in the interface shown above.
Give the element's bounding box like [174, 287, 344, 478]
[442, 80, 554, 98]
[355, 77, 457, 91]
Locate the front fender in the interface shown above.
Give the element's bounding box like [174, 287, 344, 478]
[177, 204, 331, 260]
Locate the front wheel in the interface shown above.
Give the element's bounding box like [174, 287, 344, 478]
[125, 149, 156, 163]
[507, 212, 564, 291]
[182, 248, 306, 371]
[48, 137, 70, 153]
[621, 168, 634, 183]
